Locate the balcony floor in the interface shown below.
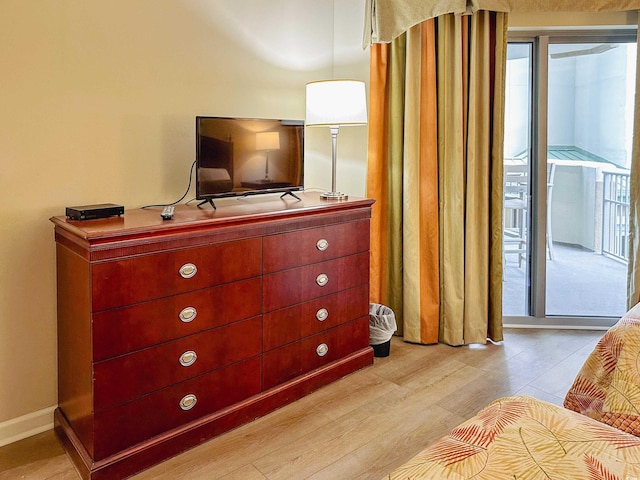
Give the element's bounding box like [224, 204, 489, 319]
[503, 242, 628, 318]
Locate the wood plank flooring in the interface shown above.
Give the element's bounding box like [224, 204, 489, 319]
[0, 328, 603, 480]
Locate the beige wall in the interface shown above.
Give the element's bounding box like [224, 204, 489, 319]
[0, 0, 370, 444]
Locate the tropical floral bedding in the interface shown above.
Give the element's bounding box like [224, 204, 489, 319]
[386, 395, 640, 479]
[564, 301, 640, 437]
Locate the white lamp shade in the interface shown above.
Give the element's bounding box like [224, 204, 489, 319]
[256, 131, 280, 150]
[305, 80, 367, 127]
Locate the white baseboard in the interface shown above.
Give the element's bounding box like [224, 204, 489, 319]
[0, 406, 56, 447]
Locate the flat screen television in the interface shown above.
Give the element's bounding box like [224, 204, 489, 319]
[195, 116, 304, 207]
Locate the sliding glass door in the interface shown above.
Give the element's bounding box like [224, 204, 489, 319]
[503, 31, 637, 324]
[503, 43, 532, 316]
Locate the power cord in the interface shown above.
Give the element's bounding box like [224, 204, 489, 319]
[141, 160, 196, 209]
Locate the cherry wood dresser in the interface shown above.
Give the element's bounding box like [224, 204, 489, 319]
[50, 193, 374, 479]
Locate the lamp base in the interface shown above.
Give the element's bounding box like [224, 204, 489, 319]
[320, 191, 348, 200]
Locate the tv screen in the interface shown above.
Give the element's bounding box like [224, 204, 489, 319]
[195, 116, 304, 205]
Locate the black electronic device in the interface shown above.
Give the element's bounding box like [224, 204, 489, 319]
[66, 203, 124, 221]
[195, 116, 304, 208]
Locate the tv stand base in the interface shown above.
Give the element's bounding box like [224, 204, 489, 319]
[280, 190, 301, 201]
[197, 198, 216, 210]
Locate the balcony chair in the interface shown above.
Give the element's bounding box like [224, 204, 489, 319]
[547, 162, 556, 260]
[503, 163, 528, 268]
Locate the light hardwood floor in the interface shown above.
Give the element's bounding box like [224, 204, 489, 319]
[0, 328, 604, 480]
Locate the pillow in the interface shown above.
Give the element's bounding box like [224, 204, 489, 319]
[564, 302, 640, 436]
[199, 168, 231, 182]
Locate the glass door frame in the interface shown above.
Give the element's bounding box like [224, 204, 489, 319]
[505, 28, 637, 329]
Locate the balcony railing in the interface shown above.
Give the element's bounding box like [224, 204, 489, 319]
[602, 171, 630, 262]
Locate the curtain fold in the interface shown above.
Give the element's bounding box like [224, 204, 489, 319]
[627, 19, 640, 309]
[402, 22, 440, 344]
[368, 11, 506, 346]
[488, 11, 507, 340]
[368, 36, 406, 335]
[364, 0, 640, 44]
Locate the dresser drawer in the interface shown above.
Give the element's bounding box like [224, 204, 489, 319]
[93, 356, 262, 460]
[93, 316, 262, 411]
[263, 252, 369, 312]
[91, 238, 262, 311]
[263, 220, 370, 273]
[263, 318, 369, 389]
[264, 284, 369, 351]
[92, 277, 262, 361]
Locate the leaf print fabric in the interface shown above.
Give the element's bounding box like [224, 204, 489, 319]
[565, 302, 640, 436]
[387, 396, 640, 480]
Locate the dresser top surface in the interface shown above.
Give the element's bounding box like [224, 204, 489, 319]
[51, 192, 374, 242]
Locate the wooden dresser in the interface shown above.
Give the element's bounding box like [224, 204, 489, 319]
[50, 193, 374, 480]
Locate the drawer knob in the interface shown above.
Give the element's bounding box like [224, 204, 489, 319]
[316, 273, 329, 287]
[316, 238, 329, 251]
[179, 263, 198, 279]
[179, 306, 197, 323]
[316, 343, 329, 357]
[179, 350, 198, 367]
[316, 308, 329, 321]
[179, 393, 198, 411]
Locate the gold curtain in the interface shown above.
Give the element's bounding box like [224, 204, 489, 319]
[368, 11, 506, 346]
[364, 0, 640, 44]
[627, 19, 640, 309]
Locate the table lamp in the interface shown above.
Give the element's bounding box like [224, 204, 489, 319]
[305, 80, 367, 200]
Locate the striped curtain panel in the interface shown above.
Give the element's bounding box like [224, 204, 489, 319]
[368, 11, 507, 346]
[627, 18, 640, 309]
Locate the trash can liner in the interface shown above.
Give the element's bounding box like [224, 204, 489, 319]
[369, 303, 397, 345]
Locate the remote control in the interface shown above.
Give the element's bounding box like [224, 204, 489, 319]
[161, 205, 175, 220]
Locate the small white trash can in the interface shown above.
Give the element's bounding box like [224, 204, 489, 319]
[369, 303, 397, 357]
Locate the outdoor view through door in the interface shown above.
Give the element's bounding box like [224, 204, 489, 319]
[503, 32, 637, 322]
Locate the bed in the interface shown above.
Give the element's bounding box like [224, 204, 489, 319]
[197, 135, 234, 194]
[385, 303, 640, 480]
